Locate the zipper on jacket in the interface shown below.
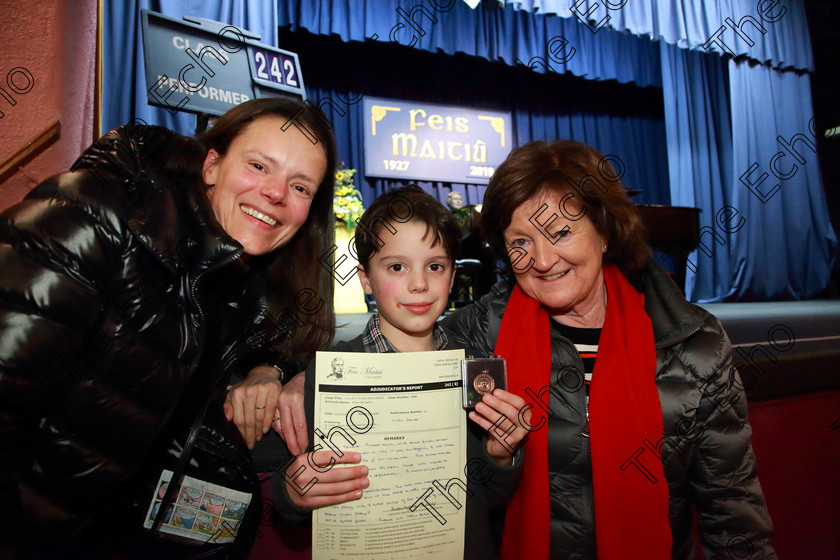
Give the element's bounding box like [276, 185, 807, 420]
[655, 323, 703, 350]
[548, 331, 589, 433]
[187, 248, 244, 377]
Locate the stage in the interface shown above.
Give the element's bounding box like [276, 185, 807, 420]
[327, 299, 840, 558]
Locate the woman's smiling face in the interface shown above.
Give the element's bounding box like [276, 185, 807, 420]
[504, 190, 607, 324]
[202, 116, 327, 256]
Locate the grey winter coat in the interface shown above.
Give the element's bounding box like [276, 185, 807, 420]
[442, 260, 775, 559]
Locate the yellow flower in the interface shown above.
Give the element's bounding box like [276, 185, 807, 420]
[334, 166, 363, 225]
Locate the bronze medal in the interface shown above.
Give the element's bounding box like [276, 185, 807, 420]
[473, 370, 495, 395]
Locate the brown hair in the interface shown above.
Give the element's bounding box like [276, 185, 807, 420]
[198, 97, 338, 361]
[355, 185, 461, 269]
[482, 140, 650, 277]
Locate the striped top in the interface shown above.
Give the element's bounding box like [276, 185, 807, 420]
[551, 321, 602, 437]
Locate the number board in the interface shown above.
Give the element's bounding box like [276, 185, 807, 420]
[362, 97, 512, 185]
[247, 45, 302, 92]
[141, 10, 305, 117]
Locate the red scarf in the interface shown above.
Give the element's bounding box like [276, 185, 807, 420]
[498, 264, 672, 559]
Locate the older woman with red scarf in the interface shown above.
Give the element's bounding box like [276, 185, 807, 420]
[441, 140, 776, 559]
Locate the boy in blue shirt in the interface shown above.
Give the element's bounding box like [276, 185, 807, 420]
[271, 186, 529, 558]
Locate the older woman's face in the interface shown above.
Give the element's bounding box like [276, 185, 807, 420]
[504, 190, 606, 321]
[202, 116, 327, 256]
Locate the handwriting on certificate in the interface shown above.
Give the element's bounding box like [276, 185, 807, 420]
[312, 349, 467, 559]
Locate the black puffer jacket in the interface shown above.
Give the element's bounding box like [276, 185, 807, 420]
[0, 126, 280, 554]
[442, 260, 775, 559]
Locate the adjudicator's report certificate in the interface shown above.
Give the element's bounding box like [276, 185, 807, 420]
[311, 349, 467, 559]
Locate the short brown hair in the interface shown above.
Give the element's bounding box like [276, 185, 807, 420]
[482, 140, 650, 277]
[355, 185, 461, 270]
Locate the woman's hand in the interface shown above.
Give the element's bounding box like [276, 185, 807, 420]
[224, 365, 282, 449]
[469, 389, 532, 467]
[276, 371, 308, 456]
[284, 450, 369, 510]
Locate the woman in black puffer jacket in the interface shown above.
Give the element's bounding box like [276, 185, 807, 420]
[441, 140, 775, 560]
[0, 98, 336, 559]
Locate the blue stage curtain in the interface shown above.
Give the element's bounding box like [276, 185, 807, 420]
[358, 100, 669, 209]
[102, 0, 835, 300]
[284, 28, 669, 211]
[660, 42, 735, 302]
[102, 0, 278, 134]
[726, 61, 836, 300]
[501, 0, 813, 72]
[276, 1, 663, 88]
[660, 41, 835, 302]
[102, 1, 669, 209]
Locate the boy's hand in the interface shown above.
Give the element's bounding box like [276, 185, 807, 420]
[225, 365, 282, 449]
[284, 450, 369, 510]
[276, 371, 308, 455]
[468, 389, 532, 467]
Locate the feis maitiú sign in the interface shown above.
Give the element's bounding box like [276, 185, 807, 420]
[363, 97, 511, 185]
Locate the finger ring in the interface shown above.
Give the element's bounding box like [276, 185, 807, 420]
[273, 417, 281, 422]
[255, 405, 266, 410]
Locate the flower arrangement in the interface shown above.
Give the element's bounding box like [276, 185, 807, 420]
[333, 165, 365, 228]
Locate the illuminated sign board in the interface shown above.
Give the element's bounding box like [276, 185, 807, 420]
[363, 97, 511, 185]
[141, 10, 305, 116]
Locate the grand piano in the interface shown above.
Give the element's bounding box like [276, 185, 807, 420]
[635, 204, 701, 293]
[450, 202, 701, 306]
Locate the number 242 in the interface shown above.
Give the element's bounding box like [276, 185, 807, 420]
[255, 52, 298, 87]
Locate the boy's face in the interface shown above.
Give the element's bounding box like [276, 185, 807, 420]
[358, 221, 455, 351]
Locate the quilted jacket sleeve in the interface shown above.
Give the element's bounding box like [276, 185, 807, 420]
[0, 140, 132, 546]
[440, 287, 499, 356]
[688, 318, 776, 559]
